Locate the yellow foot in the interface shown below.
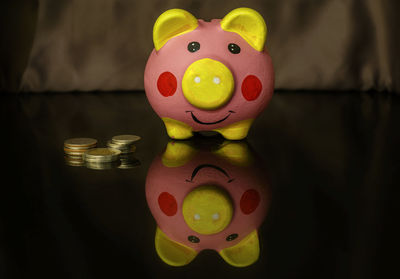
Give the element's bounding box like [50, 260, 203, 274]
[161, 141, 197, 167]
[162, 117, 193, 139]
[213, 119, 254, 140]
[213, 141, 253, 166]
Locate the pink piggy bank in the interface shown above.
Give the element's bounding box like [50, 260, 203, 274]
[145, 140, 271, 267]
[144, 8, 274, 140]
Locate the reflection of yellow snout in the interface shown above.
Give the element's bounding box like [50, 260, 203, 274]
[182, 185, 233, 235]
[182, 58, 234, 110]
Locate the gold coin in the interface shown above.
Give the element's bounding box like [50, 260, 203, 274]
[86, 161, 120, 170]
[111, 135, 141, 144]
[83, 148, 121, 162]
[64, 138, 97, 148]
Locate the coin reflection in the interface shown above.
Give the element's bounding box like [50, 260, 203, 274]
[119, 154, 141, 169]
[64, 155, 85, 167]
[145, 139, 271, 268]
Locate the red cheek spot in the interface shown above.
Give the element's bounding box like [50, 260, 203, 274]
[158, 192, 177, 216]
[240, 189, 260, 215]
[241, 75, 262, 101]
[157, 72, 177, 97]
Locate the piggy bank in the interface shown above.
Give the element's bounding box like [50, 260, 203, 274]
[145, 139, 271, 267]
[144, 8, 274, 140]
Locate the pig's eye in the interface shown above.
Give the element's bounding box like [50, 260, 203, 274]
[188, 235, 200, 243]
[228, 43, 241, 54]
[226, 233, 238, 241]
[187, 41, 200, 52]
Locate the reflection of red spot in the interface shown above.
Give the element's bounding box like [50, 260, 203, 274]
[241, 75, 262, 101]
[240, 189, 260, 214]
[158, 192, 177, 216]
[157, 72, 177, 97]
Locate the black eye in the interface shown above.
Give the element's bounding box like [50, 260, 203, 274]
[226, 233, 238, 241]
[188, 235, 200, 243]
[228, 43, 240, 54]
[188, 41, 200, 52]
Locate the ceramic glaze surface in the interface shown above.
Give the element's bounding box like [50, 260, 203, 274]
[144, 8, 274, 140]
[145, 140, 271, 267]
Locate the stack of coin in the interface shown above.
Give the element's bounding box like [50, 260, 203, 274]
[64, 138, 97, 156]
[84, 148, 122, 170]
[64, 138, 97, 166]
[107, 135, 140, 154]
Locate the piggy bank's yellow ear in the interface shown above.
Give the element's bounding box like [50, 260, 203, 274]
[155, 227, 197, 266]
[219, 230, 260, 267]
[153, 9, 198, 51]
[220, 8, 267, 51]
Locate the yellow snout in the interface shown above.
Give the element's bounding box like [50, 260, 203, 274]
[182, 58, 234, 110]
[182, 185, 233, 235]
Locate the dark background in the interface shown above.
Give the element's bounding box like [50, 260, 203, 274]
[1, 1, 399, 279]
[1, 0, 399, 92]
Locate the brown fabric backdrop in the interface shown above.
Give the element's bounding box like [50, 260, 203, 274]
[2, 0, 399, 92]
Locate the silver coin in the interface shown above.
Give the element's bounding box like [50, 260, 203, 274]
[111, 135, 141, 145]
[107, 141, 136, 153]
[83, 148, 121, 162]
[64, 138, 97, 148]
[107, 140, 128, 148]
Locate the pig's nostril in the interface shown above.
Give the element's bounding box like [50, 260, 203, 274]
[194, 213, 201, 220]
[213, 77, 221, 84]
[194, 76, 201, 83]
[212, 213, 220, 220]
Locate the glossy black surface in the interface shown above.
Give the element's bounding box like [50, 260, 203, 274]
[1, 91, 399, 278]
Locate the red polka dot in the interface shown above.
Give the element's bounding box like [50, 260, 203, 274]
[158, 192, 177, 216]
[157, 72, 177, 97]
[240, 189, 260, 215]
[241, 75, 262, 101]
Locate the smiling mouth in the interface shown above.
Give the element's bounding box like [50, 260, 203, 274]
[186, 164, 234, 183]
[185, 110, 235, 125]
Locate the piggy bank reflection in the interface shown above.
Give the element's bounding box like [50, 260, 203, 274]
[144, 8, 274, 140]
[145, 139, 271, 267]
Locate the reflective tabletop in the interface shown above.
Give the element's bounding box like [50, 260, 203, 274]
[1, 91, 398, 278]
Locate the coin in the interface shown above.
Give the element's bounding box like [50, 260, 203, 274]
[86, 160, 120, 170]
[64, 138, 97, 148]
[111, 135, 141, 145]
[83, 148, 121, 163]
[106, 140, 136, 153]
